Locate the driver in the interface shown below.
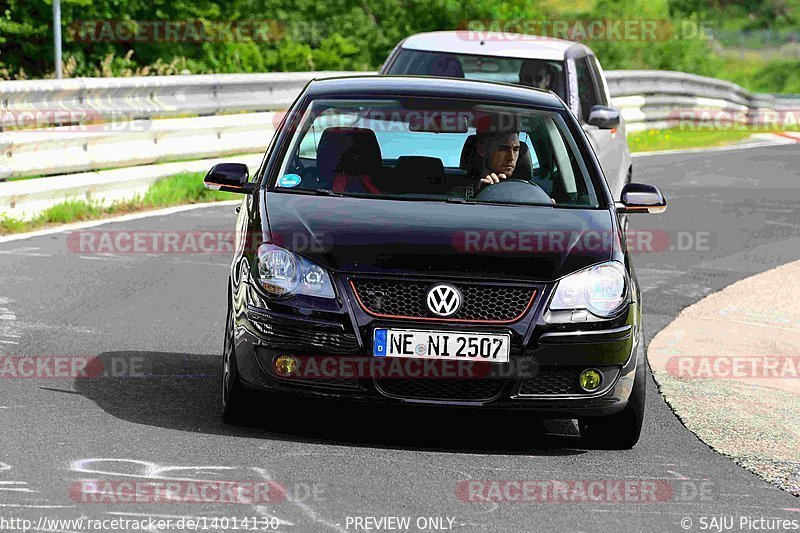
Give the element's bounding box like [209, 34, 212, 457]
[519, 60, 554, 91]
[476, 131, 520, 187]
[464, 128, 556, 204]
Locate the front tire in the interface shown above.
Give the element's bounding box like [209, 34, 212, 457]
[222, 303, 253, 425]
[579, 342, 646, 449]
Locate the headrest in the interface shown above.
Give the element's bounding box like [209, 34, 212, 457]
[415, 54, 465, 78]
[317, 127, 382, 184]
[460, 135, 477, 171]
[394, 156, 446, 193]
[511, 142, 533, 180]
[396, 156, 445, 181]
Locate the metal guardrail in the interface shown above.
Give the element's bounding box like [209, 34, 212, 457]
[0, 71, 361, 182]
[0, 71, 359, 128]
[605, 70, 800, 132]
[1, 112, 277, 181]
[1, 69, 797, 181]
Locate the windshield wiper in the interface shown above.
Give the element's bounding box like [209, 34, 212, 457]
[277, 188, 343, 197]
[446, 197, 475, 204]
[471, 199, 555, 207]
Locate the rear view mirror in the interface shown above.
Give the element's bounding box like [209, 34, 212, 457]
[616, 183, 667, 214]
[204, 163, 255, 194]
[408, 112, 469, 133]
[587, 105, 621, 130]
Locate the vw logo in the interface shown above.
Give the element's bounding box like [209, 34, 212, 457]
[426, 284, 462, 317]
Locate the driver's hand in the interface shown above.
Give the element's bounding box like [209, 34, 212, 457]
[480, 173, 507, 186]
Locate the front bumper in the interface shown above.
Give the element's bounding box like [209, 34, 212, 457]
[232, 273, 640, 417]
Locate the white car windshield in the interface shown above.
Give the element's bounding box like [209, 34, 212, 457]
[386, 49, 567, 101]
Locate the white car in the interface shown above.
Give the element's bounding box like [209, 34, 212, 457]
[379, 31, 632, 200]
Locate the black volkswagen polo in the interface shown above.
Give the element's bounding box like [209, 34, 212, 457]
[205, 76, 666, 449]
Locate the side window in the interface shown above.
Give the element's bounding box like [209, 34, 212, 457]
[519, 132, 540, 170]
[588, 56, 610, 106]
[296, 108, 361, 159]
[575, 57, 599, 122]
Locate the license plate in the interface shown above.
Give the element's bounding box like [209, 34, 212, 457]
[373, 328, 510, 363]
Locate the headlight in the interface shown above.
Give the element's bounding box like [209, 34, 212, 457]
[549, 262, 628, 317]
[255, 243, 335, 299]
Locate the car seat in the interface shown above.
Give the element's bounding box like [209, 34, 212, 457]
[316, 127, 383, 194]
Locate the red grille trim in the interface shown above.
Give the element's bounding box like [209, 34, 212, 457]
[349, 280, 536, 324]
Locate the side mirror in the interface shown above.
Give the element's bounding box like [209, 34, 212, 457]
[587, 105, 621, 130]
[616, 183, 667, 214]
[203, 163, 255, 194]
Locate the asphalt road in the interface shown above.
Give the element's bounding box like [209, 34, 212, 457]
[1, 144, 799, 533]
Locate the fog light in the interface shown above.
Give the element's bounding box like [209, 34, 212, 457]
[273, 355, 298, 376]
[579, 369, 603, 392]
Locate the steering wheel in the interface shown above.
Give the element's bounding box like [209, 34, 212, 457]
[474, 179, 553, 204]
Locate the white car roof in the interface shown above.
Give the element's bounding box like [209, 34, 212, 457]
[400, 31, 581, 61]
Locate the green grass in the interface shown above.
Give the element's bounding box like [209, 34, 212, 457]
[628, 126, 799, 153]
[0, 171, 236, 235]
[7, 174, 45, 182]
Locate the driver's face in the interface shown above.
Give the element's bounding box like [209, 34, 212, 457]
[483, 133, 520, 176]
[522, 68, 552, 89]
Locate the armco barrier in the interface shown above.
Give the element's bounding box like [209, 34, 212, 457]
[0, 71, 358, 128]
[605, 70, 800, 131]
[0, 153, 263, 221]
[0, 112, 277, 181]
[1, 69, 798, 181]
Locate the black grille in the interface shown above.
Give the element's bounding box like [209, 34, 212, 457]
[375, 377, 507, 401]
[351, 279, 535, 323]
[517, 368, 582, 395]
[251, 321, 359, 355]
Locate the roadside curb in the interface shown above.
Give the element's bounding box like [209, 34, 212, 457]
[648, 260, 800, 496]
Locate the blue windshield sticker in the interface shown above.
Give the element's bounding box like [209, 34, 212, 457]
[279, 174, 302, 188]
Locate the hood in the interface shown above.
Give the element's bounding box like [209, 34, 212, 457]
[265, 193, 616, 282]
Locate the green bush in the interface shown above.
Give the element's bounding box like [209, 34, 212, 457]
[0, 0, 797, 94]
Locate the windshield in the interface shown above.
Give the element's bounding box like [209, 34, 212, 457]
[385, 49, 567, 101]
[272, 97, 600, 208]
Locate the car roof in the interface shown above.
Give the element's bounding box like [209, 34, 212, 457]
[399, 31, 592, 60]
[305, 75, 566, 109]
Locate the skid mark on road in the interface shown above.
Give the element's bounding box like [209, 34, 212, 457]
[71, 458, 236, 482]
[70, 458, 295, 530]
[0, 503, 74, 508]
[0, 298, 19, 347]
[0, 247, 52, 257]
[0, 462, 70, 510]
[253, 468, 344, 533]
